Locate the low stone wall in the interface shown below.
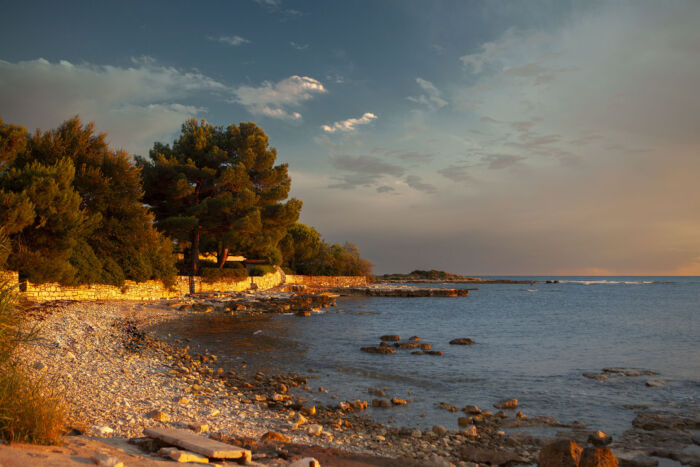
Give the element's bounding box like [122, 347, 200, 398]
[15, 269, 284, 302]
[1, 268, 348, 302]
[285, 275, 368, 288]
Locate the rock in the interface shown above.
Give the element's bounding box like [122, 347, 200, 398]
[408, 336, 421, 341]
[494, 398, 518, 410]
[645, 380, 666, 387]
[539, 439, 583, 467]
[145, 410, 171, 422]
[144, 427, 251, 462]
[461, 425, 478, 437]
[300, 405, 316, 415]
[261, 431, 290, 443]
[516, 411, 526, 419]
[289, 458, 321, 467]
[463, 405, 481, 414]
[391, 398, 407, 405]
[458, 417, 472, 427]
[580, 447, 619, 467]
[177, 397, 190, 405]
[94, 426, 114, 435]
[583, 372, 609, 381]
[380, 334, 401, 341]
[437, 402, 459, 412]
[90, 454, 123, 467]
[32, 361, 47, 371]
[589, 430, 612, 446]
[188, 423, 209, 433]
[361, 346, 396, 354]
[426, 350, 445, 356]
[419, 343, 432, 350]
[411, 429, 422, 438]
[307, 424, 323, 436]
[460, 446, 524, 465]
[496, 411, 508, 419]
[207, 408, 220, 417]
[615, 451, 659, 467]
[294, 413, 308, 427]
[393, 341, 421, 349]
[424, 454, 454, 467]
[432, 425, 448, 436]
[372, 398, 392, 408]
[158, 447, 209, 463]
[367, 387, 386, 397]
[450, 338, 475, 345]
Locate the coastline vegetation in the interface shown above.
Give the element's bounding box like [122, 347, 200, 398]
[0, 115, 372, 287]
[378, 269, 478, 281]
[0, 234, 66, 444]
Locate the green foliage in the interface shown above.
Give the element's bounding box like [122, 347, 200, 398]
[248, 264, 276, 276]
[137, 119, 301, 274]
[200, 264, 248, 283]
[0, 115, 177, 285]
[280, 223, 373, 276]
[379, 269, 476, 281]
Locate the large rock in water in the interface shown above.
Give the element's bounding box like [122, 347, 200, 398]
[539, 439, 583, 467]
[450, 338, 475, 345]
[580, 447, 619, 467]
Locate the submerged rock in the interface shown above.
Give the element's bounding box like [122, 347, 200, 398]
[494, 398, 518, 410]
[360, 346, 396, 354]
[380, 334, 401, 341]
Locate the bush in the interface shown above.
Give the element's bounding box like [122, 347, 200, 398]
[0, 280, 66, 444]
[248, 265, 276, 276]
[200, 266, 248, 283]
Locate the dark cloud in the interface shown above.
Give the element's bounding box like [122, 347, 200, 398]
[332, 155, 404, 176]
[385, 150, 435, 163]
[376, 185, 396, 193]
[481, 154, 524, 170]
[438, 164, 473, 182]
[405, 175, 436, 193]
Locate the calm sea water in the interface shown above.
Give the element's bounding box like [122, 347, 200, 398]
[153, 277, 700, 436]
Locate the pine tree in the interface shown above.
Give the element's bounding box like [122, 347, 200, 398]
[137, 119, 301, 280]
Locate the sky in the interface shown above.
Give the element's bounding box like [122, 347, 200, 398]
[1, 0, 699, 275]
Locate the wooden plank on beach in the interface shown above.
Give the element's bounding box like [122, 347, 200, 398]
[144, 427, 251, 461]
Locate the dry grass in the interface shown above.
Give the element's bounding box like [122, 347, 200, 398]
[0, 280, 66, 445]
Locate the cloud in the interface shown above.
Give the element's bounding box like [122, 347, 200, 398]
[0, 57, 226, 156]
[481, 154, 524, 170]
[209, 35, 250, 46]
[321, 112, 377, 133]
[232, 75, 326, 120]
[407, 78, 447, 110]
[404, 175, 436, 193]
[387, 151, 435, 163]
[376, 185, 396, 193]
[290, 41, 309, 50]
[459, 27, 549, 74]
[438, 164, 472, 182]
[328, 154, 404, 189]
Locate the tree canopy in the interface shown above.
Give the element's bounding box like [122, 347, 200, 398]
[137, 119, 302, 275]
[0, 116, 176, 285]
[280, 222, 373, 276]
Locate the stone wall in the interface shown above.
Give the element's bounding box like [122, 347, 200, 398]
[1, 268, 355, 302]
[285, 275, 368, 288]
[13, 269, 284, 302]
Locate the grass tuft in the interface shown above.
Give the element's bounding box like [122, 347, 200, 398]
[0, 280, 66, 445]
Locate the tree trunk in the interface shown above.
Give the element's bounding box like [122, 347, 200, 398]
[190, 227, 200, 293]
[217, 247, 229, 269]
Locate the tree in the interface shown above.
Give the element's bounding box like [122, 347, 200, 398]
[1, 158, 97, 284]
[137, 119, 301, 281]
[13, 117, 177, 285]
[280, 223, 373, 276]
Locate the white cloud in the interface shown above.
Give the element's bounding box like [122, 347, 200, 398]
[321, 112, 377, 133]
[290, 41, 309, 50]
[407, 77, 447, 110]
[232, 75, 326, 120]
[209, 35, 250, 46]
[0, 57, 227, 155]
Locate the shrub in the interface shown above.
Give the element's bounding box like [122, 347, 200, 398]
[0, 281, 66, 444]
[248, 265, 276, 276]
[200, 266, 248, 283]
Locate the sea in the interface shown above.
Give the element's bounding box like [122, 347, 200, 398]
[153, 276, 700, 437]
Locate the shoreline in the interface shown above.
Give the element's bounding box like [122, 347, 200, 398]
[12, 289, 699, 466]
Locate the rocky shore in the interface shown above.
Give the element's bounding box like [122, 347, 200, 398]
[11, 290, 700, 466]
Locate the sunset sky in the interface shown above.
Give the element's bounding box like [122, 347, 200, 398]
[1, 0, 699, 275]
